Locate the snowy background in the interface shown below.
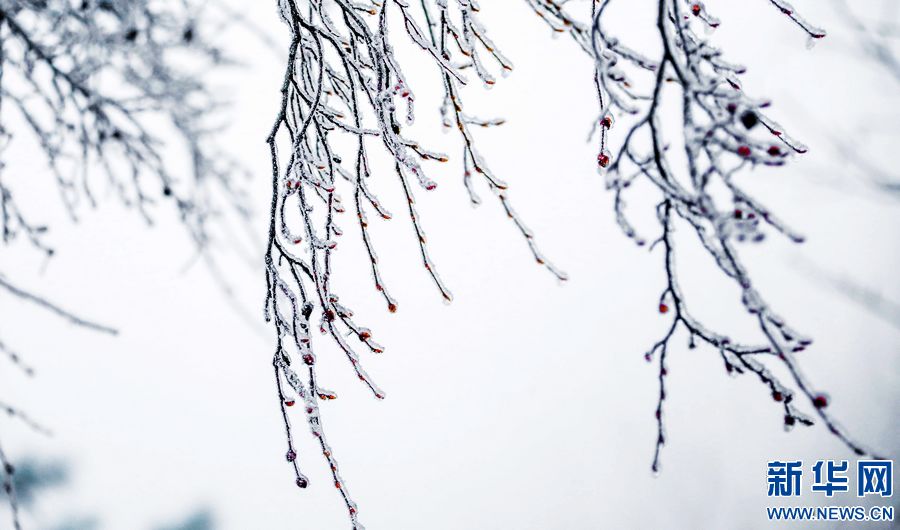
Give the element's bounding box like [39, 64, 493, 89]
[1, 1, 898, 528]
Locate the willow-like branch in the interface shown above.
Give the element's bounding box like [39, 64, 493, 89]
[526, 0, 880, 473]
[264, 0, 565, 526]
[0, 2, 249, 527]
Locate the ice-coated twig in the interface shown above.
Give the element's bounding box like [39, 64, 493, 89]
[528, 0, 880, 473]
[0, 1, 251, 523]
[264, 0, 564, 525]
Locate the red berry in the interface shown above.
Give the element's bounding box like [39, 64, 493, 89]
[772, 391, 783, 402]
[597, 153, 610, 168]
[767, 145, 781, 156]
[600, 115, 613, 128]
[296, 477, 308, 488]
[302, 354, 315, 365]
[691, 4, 701, 15]
[813, 394, 829, 409]
[659, 303, 669, 314]
[284, 400, 295, 407]
[286, 450, 296, 462]
[388, 302, 398, 313]
[737, 145, 751, 157]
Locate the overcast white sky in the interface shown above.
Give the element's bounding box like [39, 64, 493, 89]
[1, 1, 898, 529]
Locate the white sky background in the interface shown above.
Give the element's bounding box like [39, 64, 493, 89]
[1, 1, 898, 529]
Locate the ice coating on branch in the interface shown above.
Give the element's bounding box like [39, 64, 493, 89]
[0, 2, 254, 527]
[526, 0, 879, 474]
[264, 0, 567, 524]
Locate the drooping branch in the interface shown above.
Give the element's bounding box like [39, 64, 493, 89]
[0, 438, 21, 530]
[526, 0, 880, 472]
[0, 2, 250, 527]
[264, 0, 565, 526]
[833, 0, 900, 83]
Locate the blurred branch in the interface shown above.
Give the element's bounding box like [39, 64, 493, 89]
[0, 2, 252, 526]
[795, 256, 900, 332]
[263, 0, 566, 526]
[833, 0, 900, 83]
[0, 274, 116, 335]
[0, 439, 21, 530]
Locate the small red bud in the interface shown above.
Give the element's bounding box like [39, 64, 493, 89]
[691, 4, 701, 15]
[772, 391, 783, 402]
[813, 394, 829, 409]
[284, 400, 295, 407]
[597, 153, 610, 168]
[737, 145, 751, 157]
[286, 450, 296, 462]
[767, 145, 781, 156]
[659, 303, 669, 314]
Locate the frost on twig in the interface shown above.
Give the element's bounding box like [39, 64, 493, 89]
[264, 0, 564, 526]
[527, 0, 880, 473]
[0, 1, 249, 527]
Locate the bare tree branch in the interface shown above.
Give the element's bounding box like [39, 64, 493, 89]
[525, 0, 881, 473]
[263, 1, 567, 526]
